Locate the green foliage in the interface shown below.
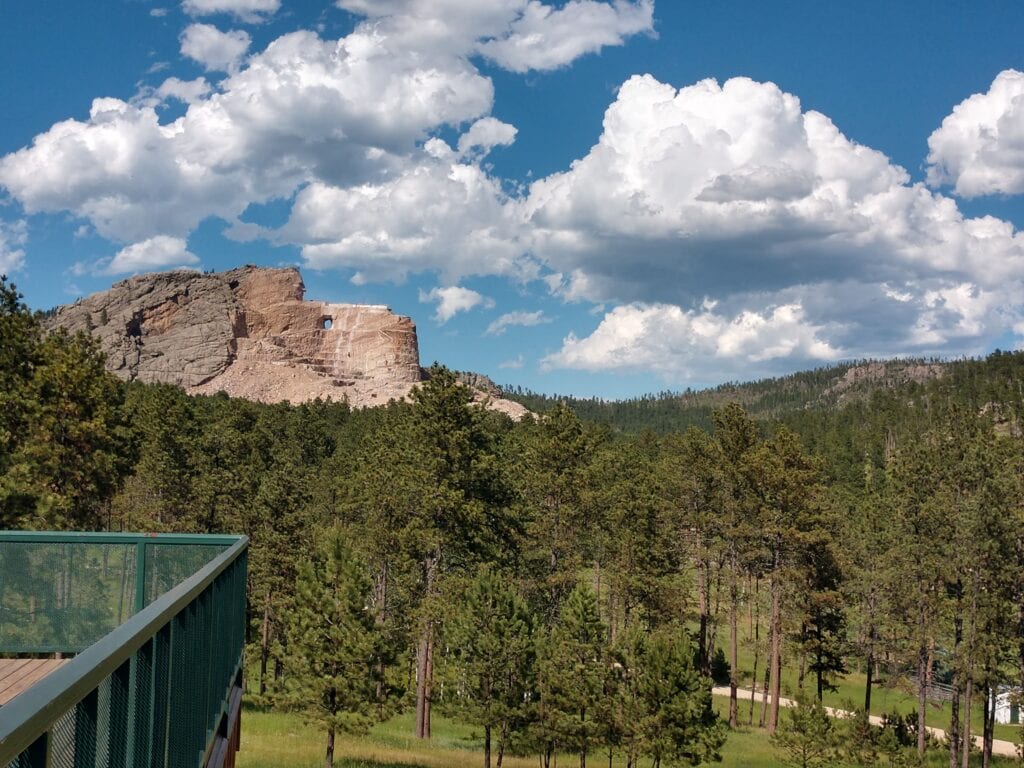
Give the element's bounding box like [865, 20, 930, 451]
[0, 278, 132, 529]
[445, 566, 536, 766]
[534, 584, 606, 764]
[770, 691, 837, 768]
[281, 528, 381, 767]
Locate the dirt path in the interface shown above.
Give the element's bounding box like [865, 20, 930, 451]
[711, 686, 1019, 757]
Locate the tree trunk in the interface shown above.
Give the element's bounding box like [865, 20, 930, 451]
[961, 674, 973, 768]
[414, 554, 438, 739]
[864, 589, 876, 714]
[759, 643, 770, 728]
[864, 630, 874, 713]
[579, 707, 587, 768]
[325, 725, 335, 768]
[917, 639, 928, 759]
[498, 721, 508, 768]
[949, 603, 963, 768]
[728, 552, 739, 728]
[697, 550, 708, 674]
[983, 682, 994, 768]
[767, 573, 782, 733]
[259, 591, 271, 697]
[375, 562, 389, 718]
[485, 724, 492, 768]
[750, 575, 760, 725]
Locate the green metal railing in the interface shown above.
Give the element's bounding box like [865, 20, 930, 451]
[0, 532, 248, 768]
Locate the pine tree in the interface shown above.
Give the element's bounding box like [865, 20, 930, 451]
[638, 628, 727, 767]
[407, 365, 514, 739]
[446, 566, 536, 768]
[535, 584, 606, 768]
[4, 328, 132, 529]
[280, 528, 379, 768]
[770, 691, 837, 768]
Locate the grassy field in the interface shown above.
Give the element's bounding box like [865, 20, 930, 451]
[725, 624, 1021, 743]
[237, 698, 1021, 768]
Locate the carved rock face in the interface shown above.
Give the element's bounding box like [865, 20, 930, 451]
[46, 266, 423, 406]
[46, 265, 529, 417]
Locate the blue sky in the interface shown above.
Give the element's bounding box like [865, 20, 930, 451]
[2, 1, 1024, 398]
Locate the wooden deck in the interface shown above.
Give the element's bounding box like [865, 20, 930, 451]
[0, 658, 67, 706]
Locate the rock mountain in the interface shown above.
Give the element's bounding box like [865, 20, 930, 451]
[46, 266, 527, 418]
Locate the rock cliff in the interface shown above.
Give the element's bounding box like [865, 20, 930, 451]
[46, 266, 528, 417]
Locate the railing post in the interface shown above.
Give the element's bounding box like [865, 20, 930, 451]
[108, 659, 131, 768]
[134, 541, 148, 614]
[73, 689, 98, 768]
[24, 732, 51, 768]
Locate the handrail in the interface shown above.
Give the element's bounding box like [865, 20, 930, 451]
[0, 535, 248, 764]
[0, 531, 242, 545]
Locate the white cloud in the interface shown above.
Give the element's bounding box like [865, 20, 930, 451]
[486, 309, 551, 335]
[476, 0, 654, 73]
[151, 8, 169, 17]
[520, 74, 1024, 371]
[419, 285, 495, 323]
[103, 235, 199, 274]
[0, 23, 494, 244]
[180, 24, 250, 72]
[499, 354, 525, 369]
[289, 141, 531, 284]
[335, 0, 653, 73]
[926, 69, 1024, 197]
[0, 0, 647, 267]
[182, 0, 280, 23]
[543, 302, 841, 381]
[457, 117, 518, 157]
[155, 77, 212, 104]
[0, 219, 27, 274]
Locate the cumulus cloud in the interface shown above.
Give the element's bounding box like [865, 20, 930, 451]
[182, 0, 280, 23]
[336, 0, 653, 73]
[154, 77, 212, 104]
[524, 74, 1024, 375]
[0, 0, 647, 256]
[288, 139, 531, 284]
[926, 69, 1024, 197]
[486, 309, 551, 335]
[103, 235, 199, 274]
[419, 286, 495, 323]
[476, 0, 654, 73]
[544, 302, 841, 380]
[457, 117, 518, 157]
[0, 219, 27, 274]
[0, 23, 494, 244]
[180, 23, 251, 72]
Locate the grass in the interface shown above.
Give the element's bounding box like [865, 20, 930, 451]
[237, 699, 1022, 768]
[723, 621, 1021, 743]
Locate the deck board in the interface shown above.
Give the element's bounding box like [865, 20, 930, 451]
[0, 658, 67, 706]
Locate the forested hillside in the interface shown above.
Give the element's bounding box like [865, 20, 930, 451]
[499, 355, 1008, 435]
[4, 274, 1024, 768]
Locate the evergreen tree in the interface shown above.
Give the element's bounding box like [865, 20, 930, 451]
[535, 584, 606, 768]
[638, 628, 727, 767]
[770, 691, 837, 768]
[446, 566, 536, 768]
[407, 365, 514, 739]
[281, 528, 379, 768]
[3, 328, 132, 529]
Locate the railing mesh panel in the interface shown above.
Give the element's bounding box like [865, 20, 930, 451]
[0, 541, 229, 653]
[0, 542, 136, 652]
[0, 539, 246, 768]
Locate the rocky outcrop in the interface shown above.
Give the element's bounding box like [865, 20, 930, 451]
[47, 266, 528, 417]
[825, 360, 946, 403]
